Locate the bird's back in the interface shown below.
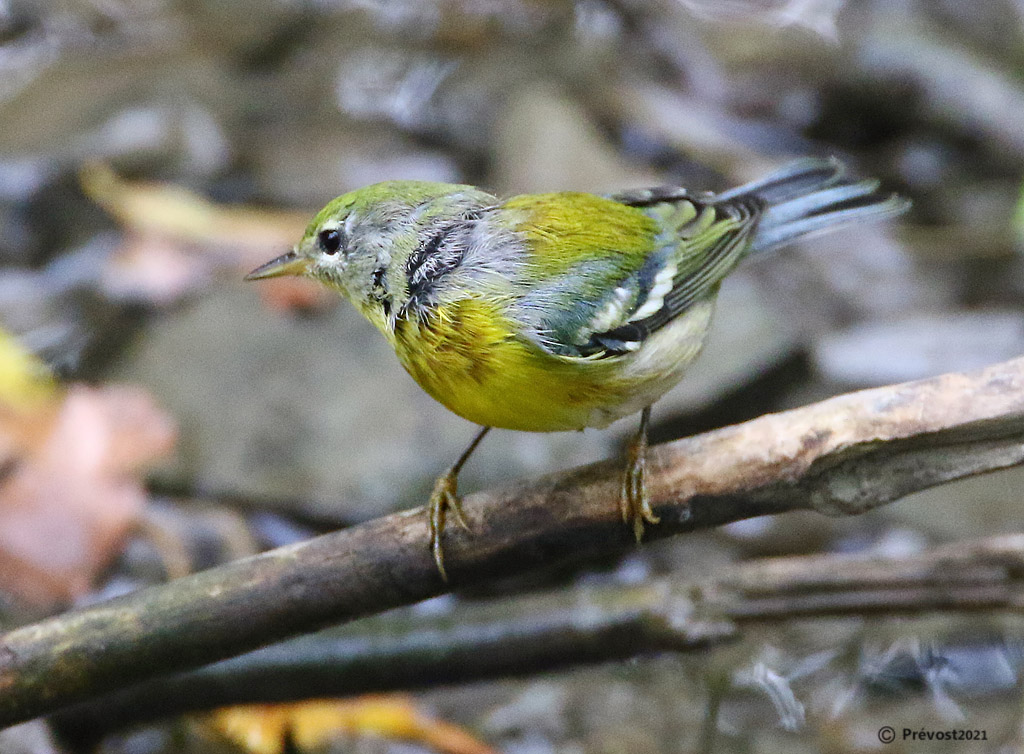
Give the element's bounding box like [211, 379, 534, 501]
[391, 160, 907, 431]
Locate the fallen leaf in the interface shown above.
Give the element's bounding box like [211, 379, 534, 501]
[80, 162, 333, 310]
[100, 233, 213, 307]
[0, 331, 57, 469]
[210, 696, 498, 754]
[80, 162, 303, 250]
[0, 329, 177, 606]
[0, 329, 56, 410]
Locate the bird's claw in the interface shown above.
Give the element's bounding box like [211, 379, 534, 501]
[428, 469, 471, 581]
[621, 430, 659, 542]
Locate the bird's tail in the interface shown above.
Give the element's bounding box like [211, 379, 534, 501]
[715, 158, 910, 253]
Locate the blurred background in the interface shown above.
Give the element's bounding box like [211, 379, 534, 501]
[2, 0, 1024, 752]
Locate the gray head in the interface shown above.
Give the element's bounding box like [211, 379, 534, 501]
[246, 180, 495, 329]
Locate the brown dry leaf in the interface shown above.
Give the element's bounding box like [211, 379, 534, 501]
[80, 162, 333, 310]
[0, 330, 177, 606]
[210, 696, 498, 754]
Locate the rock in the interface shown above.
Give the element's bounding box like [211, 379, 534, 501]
[112, 283, 618, 521]
[491, 83, 661, 195]
[0, 721, 60, 754]
[814, 310, 1024, 387]
[883, 465, 1024, 540]
[245, 124, 461, 208]
[655, 268, 802, 415]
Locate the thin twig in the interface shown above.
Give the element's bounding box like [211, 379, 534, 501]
[2, 357, 1024, 727]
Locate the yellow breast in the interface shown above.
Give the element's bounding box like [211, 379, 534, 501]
[389, 294, 714, 432]
[392, 297, 625, 432]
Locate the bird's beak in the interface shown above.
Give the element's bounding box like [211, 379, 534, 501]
[245, 250, 309, 280]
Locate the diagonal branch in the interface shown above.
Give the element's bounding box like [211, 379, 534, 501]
[50, 533, 1024, 740]
[2, 356, 1024, 728]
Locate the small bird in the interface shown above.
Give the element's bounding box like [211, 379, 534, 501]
[247, 158, 907, 578]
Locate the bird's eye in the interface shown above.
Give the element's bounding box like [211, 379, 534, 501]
[318, 228, 343, 255]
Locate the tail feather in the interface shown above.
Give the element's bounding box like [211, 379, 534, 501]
[762, 179, 880, 228]
[753, 194, 909, 251]
[714, 157, 844, 203]
[715, 158, 910, 254]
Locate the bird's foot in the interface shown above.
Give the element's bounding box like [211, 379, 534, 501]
[428, 468, 471, 581]
[620, 424, 659, 542]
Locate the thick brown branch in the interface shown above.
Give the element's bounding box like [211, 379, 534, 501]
[51, 534, 1024, 740]
[2, 357, 1024, 727]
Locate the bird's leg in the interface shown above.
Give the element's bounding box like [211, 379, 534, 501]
[428, 425, 491, 580]
[621, 406, 659, 541]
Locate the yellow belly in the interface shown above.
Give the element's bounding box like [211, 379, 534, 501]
[390, 296, 713, 432]
[394, 312, 612, 431]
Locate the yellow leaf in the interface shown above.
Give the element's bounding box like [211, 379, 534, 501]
[209, 696, 498, 754]
[80, 162, 307, 251]
[0, 329, 55, 410]
[79, 162, 332, 310]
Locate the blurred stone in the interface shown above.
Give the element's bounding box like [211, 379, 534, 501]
[73, 103, 232, 177]
[491, 83, 661, 195]
[0, 156, 53, 200]
[0, 3, 251, 181]
[857, 18, 1024, 160]
[894, 137, 955, 192]
[814, 310, 1024, 387]
[482, 682, 568, 738]
[664, 0, 844, 36]
[655, 269, 802, 415]
[334, 49, 459, 131]
[246, 123, 461, 207]
[884, 465, 1024, 541]
[332, 45, 518, 152]
[0, 233, 118, 368]
[0, 45, 224, 155]
[95, 726, 175, 754]
[181, 0, 306, 57]
[112, 283, 619, 521]
[609, 84, 793, 184]
[0, 204, 36, 263]
[758, 224, 958, 340]
[914, 178, 1021, 259]
[0, 11, 61, 105]
[0, 721, 60, 754]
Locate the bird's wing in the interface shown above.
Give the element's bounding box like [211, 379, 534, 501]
[505, 189, 762, 359]
[583, 188, 763, 355]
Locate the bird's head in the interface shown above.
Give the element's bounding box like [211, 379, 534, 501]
[246, 180, 492, 328]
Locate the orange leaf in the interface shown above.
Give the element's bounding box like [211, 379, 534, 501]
[210, 696, 498, 754]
